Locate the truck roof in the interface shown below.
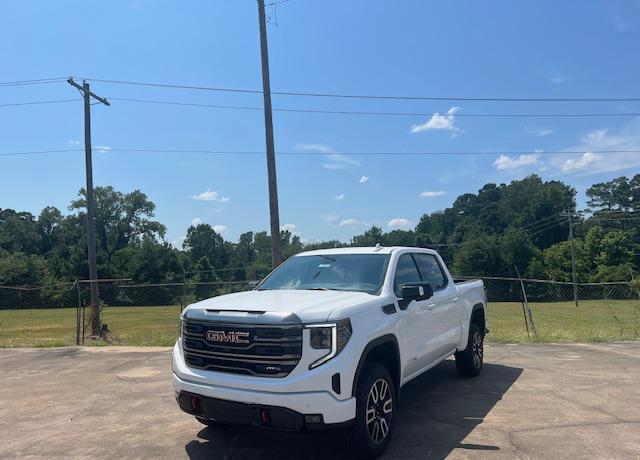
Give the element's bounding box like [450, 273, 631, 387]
[295, 246, 438, 257]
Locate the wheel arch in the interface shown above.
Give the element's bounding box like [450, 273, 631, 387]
[471, 302, 486, 334]
[351, 334, 401, 398]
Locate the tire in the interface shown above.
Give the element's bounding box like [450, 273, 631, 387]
[351, 363, 396, 459]
[455, 322, 484, 378]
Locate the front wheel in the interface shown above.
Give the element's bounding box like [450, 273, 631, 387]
[351, 363, 396, 458]
[455, 322, 484, 377]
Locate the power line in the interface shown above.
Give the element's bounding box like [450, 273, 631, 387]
[107, 96, 640, 118]
[0, 99, 79, 108]
[83, 77, 640, 102]
[0, 77, 68, 88]
[2, 147, 640, 158]
[0, 149, 83, 157]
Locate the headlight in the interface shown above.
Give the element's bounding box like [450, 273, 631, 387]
[307, 318, 352, 369]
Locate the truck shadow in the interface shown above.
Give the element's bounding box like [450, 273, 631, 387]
[185, 359, 522, 460]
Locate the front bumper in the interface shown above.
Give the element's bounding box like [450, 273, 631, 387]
[172, 342, 356, 425]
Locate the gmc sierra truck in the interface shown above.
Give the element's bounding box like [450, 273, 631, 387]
[173, 246, 487, 458]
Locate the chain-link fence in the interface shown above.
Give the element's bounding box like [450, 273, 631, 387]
[474, 277, 640, 342]
[2, 276, 639, 347]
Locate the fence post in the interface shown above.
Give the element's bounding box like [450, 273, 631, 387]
[515, 266, 537, 338]
[74, 280, 81, 345]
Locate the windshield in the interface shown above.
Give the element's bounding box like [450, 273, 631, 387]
[257, 254, 389, 294]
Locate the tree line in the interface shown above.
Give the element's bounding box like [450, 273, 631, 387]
[1, 174, 638, 288]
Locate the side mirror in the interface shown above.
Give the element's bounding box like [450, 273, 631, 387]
[399, 282, 433, 309]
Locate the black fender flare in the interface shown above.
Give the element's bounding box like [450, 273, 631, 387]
[351, 334, 401, 397]
[471, 302, 487, 333]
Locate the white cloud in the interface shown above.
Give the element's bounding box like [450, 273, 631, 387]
[419, 190, 447, 198]
[560, 152, 602, 172]
[295, 143, 334, 154]
[170, 236, 186, 249]
[333, 193, 345, 201]
[549, 119, 640, 175]
[545, 72, 571, 84]
[339, 218, 360, 226]
[387, 218, 413, 229]
[410, 107, 462, 135]
[493, 153, 540, 171]
[281, 223, 297, 233]
[191, 218, 203, 226]
[212, 224, 228, 234]
[68, 139, 81, 146]
[322, 154, 361, 170]
[525, 126, 554, 137]
[94, 145, 111, 153]
[295, 143, 361, 170]
[190, 189, 230, 202]
[359, 175, 369, 184]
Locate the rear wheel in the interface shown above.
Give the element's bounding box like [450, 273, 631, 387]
[455, 322, 484, 377]
[351, 363, 395, 458]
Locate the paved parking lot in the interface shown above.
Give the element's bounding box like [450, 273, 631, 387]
[1, 342, 639, 459]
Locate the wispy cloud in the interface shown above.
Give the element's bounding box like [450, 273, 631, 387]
[281, 223, 297, 233]
[545, 71, 571, 84]
[410, 107, 462, 136]
[550, 119, 640, 175]
[493, 153, 540, 171]
[333, 193, 345, 201]
[419, 190, 447, 198]
[339, 218, 360, 226]
[322, 154, 361, 170]
[212, 224, 228, 234]
[190, 189, 230, 202]
[295, 143, 361, 170]
[68, 139, 81, 146]
[612, 11, 631, 31]
[525, 126, 554, 137]
[359, 175, 369, 184]
[295, 143, 334, 154]
[191, 217, 203, 226]
[94, 145, 111, 153]
[387, 218, 413, 229]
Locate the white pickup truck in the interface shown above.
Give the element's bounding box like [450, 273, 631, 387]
[173, 246, 487, 458]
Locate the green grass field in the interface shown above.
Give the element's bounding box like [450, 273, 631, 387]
[0, 300, 638, 347]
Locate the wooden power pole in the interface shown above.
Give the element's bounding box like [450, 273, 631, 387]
[256, 0, 283, 269]
[67, 78, 110, 336]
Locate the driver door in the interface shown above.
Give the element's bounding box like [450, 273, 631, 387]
[394, 253, 439, 378]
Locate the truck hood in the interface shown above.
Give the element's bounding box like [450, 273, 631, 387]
[185, 289, 376, 323]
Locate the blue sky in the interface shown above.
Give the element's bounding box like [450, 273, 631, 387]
[1, 0, 639, 246]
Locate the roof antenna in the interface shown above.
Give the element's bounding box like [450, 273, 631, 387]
[374, 243, 382, 251]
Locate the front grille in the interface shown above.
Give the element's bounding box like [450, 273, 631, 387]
[182, 319, 303, 377]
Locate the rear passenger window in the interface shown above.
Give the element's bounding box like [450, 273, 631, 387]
[393, 254, 421, 297]
[414, 253, 448, 291]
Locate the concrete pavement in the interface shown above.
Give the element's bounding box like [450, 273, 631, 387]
[1, 343, 639, 459]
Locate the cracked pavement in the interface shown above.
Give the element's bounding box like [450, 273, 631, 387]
[1, 343, 639, 459]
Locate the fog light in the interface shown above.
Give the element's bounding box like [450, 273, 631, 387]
[304, 414, 324, 424]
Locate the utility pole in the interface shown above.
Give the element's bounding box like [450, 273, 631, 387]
[566, 209, 579, 307]
[67, 78, 110, 336]
[256, 0, 282, 269]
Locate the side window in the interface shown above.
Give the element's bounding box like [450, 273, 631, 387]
[414, 253, 448, 291]
[393, 254, 421, 297]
